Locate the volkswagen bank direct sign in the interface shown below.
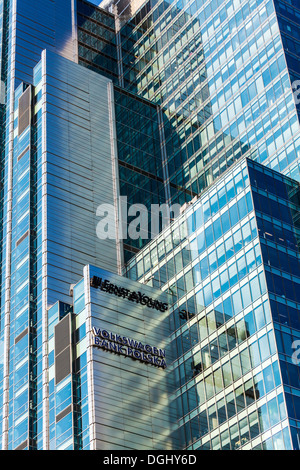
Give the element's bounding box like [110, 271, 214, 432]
[92, 327, 167, 369]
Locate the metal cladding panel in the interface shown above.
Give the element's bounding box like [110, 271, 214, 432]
[41, 50, 120, 306]
[56, 405, 73, 423]
[15, 440, 28, 450]
[54, 313, 72, 385]
[54, 314, 71, 356]
[18, 87, 31, 135]
[55, 347, 71, 385]
[14, 328, 29, 345]
[84, 265, 179, 450]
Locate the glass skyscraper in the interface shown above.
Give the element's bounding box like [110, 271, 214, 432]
[0, 0, 299, 451]
[124, 156, 300, 450]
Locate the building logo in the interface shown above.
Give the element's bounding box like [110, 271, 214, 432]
[90, 275, 168, 312]
[92, 327, 167, 369]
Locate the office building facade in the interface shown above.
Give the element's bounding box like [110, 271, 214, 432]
[0, 0, 299, 451]
[124, 157, 300, 450]
[47, 265, 177, 450]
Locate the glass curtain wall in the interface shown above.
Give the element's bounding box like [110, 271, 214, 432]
[124, 157, 300, 449]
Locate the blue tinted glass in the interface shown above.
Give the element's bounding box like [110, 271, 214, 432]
[241, 283, 251, 308]
[226, 180, 235, 201]
[205, 224, 214, 248]
[216, 244, 226, 266]
[245, 191, 253, 211]
[200, 257, 209, 280]
[197, 231, 206, 254]
[250, 277, 261, 305]
[209, 251, 218, 272]
[225, 236, 234, 259]
[193, 263, 201, 285]
[237, 196, 247, 219]
[220, 270, 229, 293]
[237, 255, 247, 279]
[221, 212, 231, 233]
[203, 200, 211, 223]
[210, 194, 219, 215]
[262, 68, 271, 87]
[212, 277, 221, 300]
[263, 364, 274, 394]
[233, 229, 243, 252]
[232, 290, 242, 314]
[223, 296, 233, 318]
[229, 262, 238, 286]
[203, 283, 212, 305]
[218, 186, 227, 209]
[195, 206, 203, 228]
[213, 218, 222, 240]
[229, 204, 239, 227]
[187, 213, 195, 234]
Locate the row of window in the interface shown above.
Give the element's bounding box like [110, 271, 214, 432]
[191, 193, 253, 257]
[127, 0, 262, 90]
[127, 161, 250, 280]
[78, 45, 119, 76]
[151, 39, 205, 106]
[122, 2, 197, 71]
[175, 86, 296, 206]
[206, 0, 274, 80]
[9, 90, 34, 449]
[176, 327, 276, 422]
[257, 215, 299, 253]
[178, 357, 282, 446]
[252, 189, 296, 227]
[204, 0, 270, 57]
[166, 58, 290, 194]
[77, 14, 115, 41]
[130, 20, 201, 92]
[174, 299, 271, 383]
[137, 0, 274, 115]
[188, 165, 249, 229]
[214, 52, 286, 137]
[271, 298, 300, 333]
[77, 1, 115, 29]
[266, 268, 300, 304]
[78, 29, 118, 59]
[261, 241, 300, 278]
[188, 242, 263, 310]
[174, 63, 290, 183]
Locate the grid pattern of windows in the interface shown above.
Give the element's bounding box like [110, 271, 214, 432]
[246, 159, 300, 449]
[114, 86, 167, 262]
[77, 0, 119, 83]
[274, 0, 300, 122]
[114, 0, 300, 208]
[2, 0, 300, 452]
[7, 83, 36, 450]
[48, 302, 75, 450]
[124, 157, 299, 449]
[0, 0, 14, 449]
